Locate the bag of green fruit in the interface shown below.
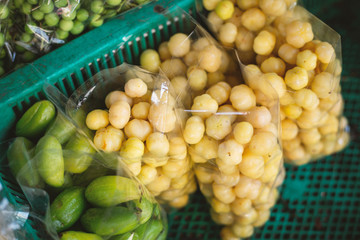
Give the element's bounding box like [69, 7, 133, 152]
[8, 0, 82, 55]
[64, 63, 197, 209]
[0, 0, 15, 76]
[7, 0, 153, 55]
[196, 0, 351, 166]
[4, 91, 168, 240]
[136, 8, 285, 240]
[80, 0, 153, 28]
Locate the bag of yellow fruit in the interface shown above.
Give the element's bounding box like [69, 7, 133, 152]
[197, 0, 350, 165]
[64, 63, 196, 209]
[185, 57, 285, 240]
[136, 8, 285, 239]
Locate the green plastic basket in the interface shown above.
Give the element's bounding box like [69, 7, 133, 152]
[0, 0, 359, 239]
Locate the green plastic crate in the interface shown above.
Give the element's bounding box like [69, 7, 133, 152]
[0, 0, 359, 239]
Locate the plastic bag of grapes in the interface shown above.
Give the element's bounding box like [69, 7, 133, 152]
[8, 0, 153, 54]
[196, 0, 350, 165]
[0, 0, 14, 76]
[64, 63, 197, 209]
[0, 0, 153, 77]
[81, 0, 153, 28]
[135, 7, 285, 239]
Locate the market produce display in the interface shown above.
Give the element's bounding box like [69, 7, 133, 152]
[0, 0, 151, 77]
[7, 100, 167, 240]
[1, 0, 353, 239]
[198, 0, 350, 165]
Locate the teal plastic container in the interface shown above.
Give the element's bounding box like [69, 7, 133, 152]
[0, 0, 359, 239]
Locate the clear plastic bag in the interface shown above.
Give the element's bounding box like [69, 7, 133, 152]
[0, 0, 153, 77]
[0, 0, 14, 76]
[10, 0, 153, 54]
[196, 0, 350, 165]
[4, 87, 168, 240]
[136, 8, 285, 239]
[0, 183, 30, 239]
[65, 63, 196, 209]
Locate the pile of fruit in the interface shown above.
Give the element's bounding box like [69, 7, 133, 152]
[0, 0, 151, 76]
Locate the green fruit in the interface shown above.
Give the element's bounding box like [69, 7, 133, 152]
[20, 33, 33, 43]
[81, 206, 140, 236]
[55, 0, 67, 8]
[76, 9, 89, 22]
[16, 100, 56, 139]
[7, 137, 43, 188]
[23, 51, 37, 62]
[64, 134, 95, 174]
[25, 22, 36, 34]
[0, 4, 9, 19]
[55, 29, 69, 40]
[46, 172, 74, 196]
[136, 219, 164, 240]
[91, 1, 104, 14]
[89, 14, 103, 28]
[60, 231, 103, 240]
[22, 2, 32, 14]
[15, 45, 26, 53]
[72, 162, 110, 187]
[156, 223, 167, 240]
[35, 135, 64, 187]
[0, 33, 5, 47]
[106, 0, 122, 7]
[59, 19, 74, 31]
[45, 12, 60, 27]
[14, 0, 24, 8]
[128, 197, 153, 224]
[46, 172, 73, 197]
[110, 232, 139, 240]
[70, 21, 84, 35]
[39, 0, 54, 13]
[32, 10, 45, 21]
[27, 0, 39, 5]
[45, 113, 76, 145]
[85, 175, 141, 207]
[50, 187, 86, 232]
[62, 10, 76, 21]
[0, 48, 5, 58]
[103, 9, 117, 19]
[5, 31, 11, 41]
[69, 109, 94, 138]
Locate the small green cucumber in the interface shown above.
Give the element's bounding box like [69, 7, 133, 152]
[50, 187, 86, 232]
[81, 206, 140, 236]
[85, 175, 141, 207]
